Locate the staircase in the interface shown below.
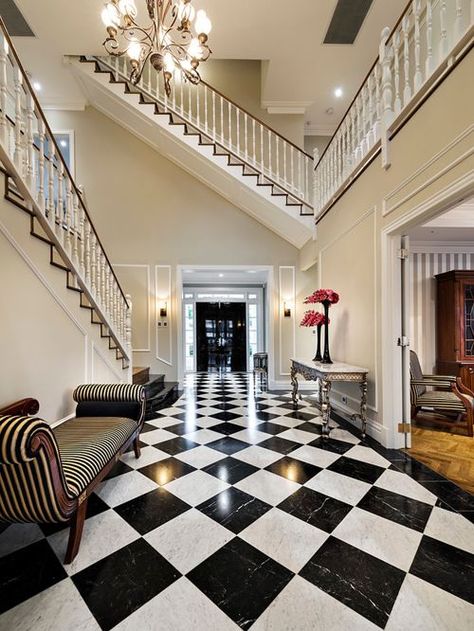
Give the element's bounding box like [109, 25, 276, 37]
[0, 20, 132, 372]
[132, 366, 179, 420]
[70, 55, 314, 248]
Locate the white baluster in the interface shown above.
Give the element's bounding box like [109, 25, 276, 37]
[402, 15, 412, 106]
[283, 138, 287, 183]
[48, 141, 55, 225]
[212, 90, 216, 141]
[237, 108, 240, 156]
[57, 161, 64, 240]
[413, 0, 423, 91]
[313, 148, 319, 211]
[267, 129, 271, 178]
[244, 113, 248, 162]
[13, 66, 23, 170]
[252, 119, 256, 165]
[393, 30, 402, 114]
[374, 61, 382, 142]
[85, 219, 91, 285]
[79, 203, 85, 276]
[455, 0, 464, 40]
[276, 136, 279, 183]
[290, 146, 294, 192]
[380, 27, 394, 168]
[180, 78, 184, 116]
[260, 125, 264, 171]
[196, 85, 200, 126]
[203, 85, 208, 135]
[73, 191, 79, 263]
[65, 178, 72, 254]
[105, 265, 111, 318]
[228, 102, 232, 150]
[90, 232, 97, 295]
[37, 118, 45, 209]
[0, 32, 7, 145]
[125, 294, 132, 352]
[362, 85, 369, 154]
[100, 252, 106, 309]
[297, 150, 302, 195]
[426, 0, 434, 78]
[439, 0, 448, 61]
[220, 96, 224, 143]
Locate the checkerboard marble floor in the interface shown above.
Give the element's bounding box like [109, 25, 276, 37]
[1, 372, 474, 631]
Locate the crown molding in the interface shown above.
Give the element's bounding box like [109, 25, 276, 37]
[41, 97, 87, 111]
[304, 124, 336, 136]
[261, 100, 312, 115]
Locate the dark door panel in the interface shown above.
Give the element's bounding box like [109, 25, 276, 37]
[196, 302, 246, 372]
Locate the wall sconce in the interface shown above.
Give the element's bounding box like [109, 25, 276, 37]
[283, 301, 291, 318]
[159, 300, 168, 318]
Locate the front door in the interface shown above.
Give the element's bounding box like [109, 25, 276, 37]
[196, 302, 247, 372]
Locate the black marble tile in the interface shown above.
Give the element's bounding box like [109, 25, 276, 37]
[254, 411, 280, 422]
[417, 480, 474, 513]
[211, 403, 239, 411]
[188, 537, 293, 630]
[141, 422, 161, 433]
[123, 439, 146, 453]
[255, 421, 287, 435]
[114, 487, 191, 534]
[278, 487, 352, 533]
[293, 421, 322, 435]
[209, 411, 241, 422]
[278, 402, 305, 411]
[300, 537, 405, 628]
[254, 403, 271, 411]
[39, 493, 110, 536]
[167, 411, 203, 422]
[197, 487, 272, 534]
[73, 538, 180, 631]
[164, 422, 199, 436]
[308, 437, 354, 454]
[265, 456, 322, 484]
[258, 436, 300, 455]
[358, 486, 433, 532]
[206, 437, 250, 455]
[138, 457, 196, 485]
[104, 459, 134, 480]
[209, 421, 244, 435]
[0, 540, 67, 614]
[284, 410, 319, 422]
[409, 535, 474, 604]
[391, 458, 448, 482]
[154, 436, 200, 455]
[203, 457, 259, 484]
[327, 456, 385, 484]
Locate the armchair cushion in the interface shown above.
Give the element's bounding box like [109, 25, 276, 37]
[73, 384, 145, 404]
[75, 401, 142, 422]
[55, 416, 137, 496]
[416, 390, 469, 412]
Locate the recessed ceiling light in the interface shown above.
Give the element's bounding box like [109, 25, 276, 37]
[184, 269, 194, 273]
[334, 87, 343, 98]
[32, 81, 41, 91]
[247, 270, 257, 273]
[59, 139, 67, 148]
[218, 273, 224, 278]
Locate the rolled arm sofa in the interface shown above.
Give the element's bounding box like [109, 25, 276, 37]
[0, 383, 145, 563]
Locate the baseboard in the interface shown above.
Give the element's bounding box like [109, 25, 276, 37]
[51, 412, 75, 428]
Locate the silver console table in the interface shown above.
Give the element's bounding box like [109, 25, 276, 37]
[290, 358, 369, 438]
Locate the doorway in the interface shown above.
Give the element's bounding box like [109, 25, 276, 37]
[196, 302, 247, 372]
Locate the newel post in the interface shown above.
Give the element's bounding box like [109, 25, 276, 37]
[380, 26, 393, 170]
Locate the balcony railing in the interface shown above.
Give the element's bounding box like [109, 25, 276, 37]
[0, 19, 131, 365]
[313, 0, 473, 220]
[88, 54, 314, 213]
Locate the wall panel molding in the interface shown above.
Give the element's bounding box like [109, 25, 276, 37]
[155, 264, 173, 366]
[279, 266, 296, 376]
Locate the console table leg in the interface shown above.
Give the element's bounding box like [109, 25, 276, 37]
[291, 366, 299, 408]
[360, 380, 368, 438]
[321, 378, 332, 437]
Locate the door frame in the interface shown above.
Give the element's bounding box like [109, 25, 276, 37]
[381, 179, 474, 448]
[176, 265, 275, 384]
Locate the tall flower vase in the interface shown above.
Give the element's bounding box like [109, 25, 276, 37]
[322, 301, 333, 364]
[313, 325, 322, 361]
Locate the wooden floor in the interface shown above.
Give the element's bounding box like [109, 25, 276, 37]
[405, 415, 474, 494]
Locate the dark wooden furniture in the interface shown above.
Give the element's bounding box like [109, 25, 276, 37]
[435, 270, 474, 392]
[0, 384, 145, 563]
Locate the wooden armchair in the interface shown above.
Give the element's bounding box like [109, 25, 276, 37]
[0, 383, 145, 563]
[410, 350, 474, 436]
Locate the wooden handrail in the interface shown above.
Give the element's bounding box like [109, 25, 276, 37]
[0, 398, 40, 416]
[0, 17, 128, 305]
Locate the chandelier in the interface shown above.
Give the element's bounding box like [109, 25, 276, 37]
[101, 0, 212, 96]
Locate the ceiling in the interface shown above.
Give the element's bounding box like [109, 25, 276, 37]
[409, 199, 474, 243]
[182, 267, 268, 284]
[10, 0, 407, 132]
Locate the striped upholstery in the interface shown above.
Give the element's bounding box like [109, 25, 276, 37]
[415, 390, 469, 412]
[410, 351, 427, 400]
[55, 417, 137, 495]
[73, 384, 145, 404]
[0, 415, 72, 523]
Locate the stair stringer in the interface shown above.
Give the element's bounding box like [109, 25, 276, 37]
[69, 58, 313, 249]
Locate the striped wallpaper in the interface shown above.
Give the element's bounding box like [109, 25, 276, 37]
[410, 250, 474, 373]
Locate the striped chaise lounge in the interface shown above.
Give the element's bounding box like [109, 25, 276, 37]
[410, 350, 474, 436]
[0, 383, 146, 563]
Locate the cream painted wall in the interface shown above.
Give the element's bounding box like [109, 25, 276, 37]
[304, 135, 331, 158]
[45, 106, 317, 383]
[0, 189, 126, 423]
[313, 49, 474, 445]
[200, 60, 305, 149]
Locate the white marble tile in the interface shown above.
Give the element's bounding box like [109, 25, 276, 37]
[232, 417, 261, 428]
[164, 470, 229, 506]
[385, 574, 474, 631]
[193, 416, 222, 428]
[193, 406, 220, 416]
[424, 506, 474, 554]
[114, 577, 239, 631]
[291, 445, 340, 469]
[333, 507, 422, 571]
[174, 445, 225, 468]
[183, 428, 224, 444]
[374, 469, 437, 505]
[233, 445, 283, 468]
[252, 575, 378, 631]
[235, 470, 300, 506]
[96, 470, 157, 507]
[277, 428, 319, 444]
[145, 417, 179, 429]
[140, 428, 176, 445]
[344, 445, 392, 468]
[48, 510, 139, 575]
[156, 406, 183, 416]
[269, 415, 306, 428]
[120, 445, 169, 469]
[145, 509, 234, 573]
[240, 508, 327, 572]
[305, 469, 371, 505]
[262, 407, 299, 416]
[0, 523, 44, 558]
[0, 578, 101, 631]
[231, 428, 272, 444]
[327, 428, 360, 444]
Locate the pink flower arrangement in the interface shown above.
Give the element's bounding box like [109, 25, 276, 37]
[300, 310, 329, 327]
[304, 289, 340, 305]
